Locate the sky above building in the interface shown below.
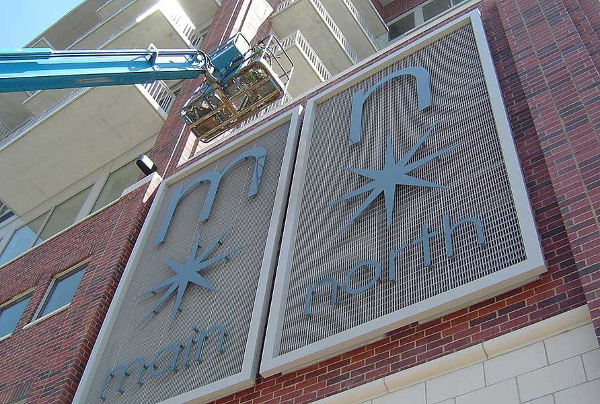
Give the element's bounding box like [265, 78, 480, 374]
[0, 0, 85, 48]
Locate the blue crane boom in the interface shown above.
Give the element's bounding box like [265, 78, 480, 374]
[0, 34, 294, 142]
[0, 47, 211, 93]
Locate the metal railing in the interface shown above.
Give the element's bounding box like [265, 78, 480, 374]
[165, 6, 204, 48]
[0, 88, 89, 149]
[341, 0, 377, 45]
[138, 80, 176, 117]
[0, 121, 13, 145]
[276, 0, 359, 64]
[280, 30, 331, 81]
[239, 93, 292, 128]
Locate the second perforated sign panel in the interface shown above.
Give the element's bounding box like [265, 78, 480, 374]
[73, 109, 301, 403]
[261, 12, 546, 375]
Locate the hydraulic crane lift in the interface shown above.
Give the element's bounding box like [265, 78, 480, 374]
[0, 34, 294, 142]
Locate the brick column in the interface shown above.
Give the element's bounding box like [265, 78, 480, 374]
[562, 0, 600, 70]
[497, 0, 600, 340]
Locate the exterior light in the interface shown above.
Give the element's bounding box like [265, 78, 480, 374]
[136, 154, 157, 176]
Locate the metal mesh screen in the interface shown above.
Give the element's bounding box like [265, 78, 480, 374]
[81, 121, 290, 403]
[278, 25, 526, 355]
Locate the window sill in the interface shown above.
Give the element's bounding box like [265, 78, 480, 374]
[23, 303, 70, 330]
[0, 332, 12, 343]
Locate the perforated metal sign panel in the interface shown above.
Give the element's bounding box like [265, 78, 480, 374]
[74, 110, 300, 403]
[262, 12, 545, 375]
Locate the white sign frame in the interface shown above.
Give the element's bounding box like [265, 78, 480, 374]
[260, 10, 546, 376]
[73, 106, 302, 403]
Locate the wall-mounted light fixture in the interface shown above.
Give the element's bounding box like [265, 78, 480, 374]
[136, 154, 157, 176]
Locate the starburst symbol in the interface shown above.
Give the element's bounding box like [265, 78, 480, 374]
[331, 122, 459, 231]
[139, 228, 237, 325]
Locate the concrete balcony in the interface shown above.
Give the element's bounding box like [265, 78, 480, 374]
[23, 0, 204, 118]
[0, 92, 33, 131]
[177, 0, 220, 33]
[271, 0, 359, 75]
[70, 0, 159, 49]
[96, 0, 155, 20]
[71, 0, 206, 50]
[320, 0, 378, 58]
[278, 30, 331, 97]
[348, 0, 388, 39]
[0, 81, 175, 215]
[95, 0, 218, 36]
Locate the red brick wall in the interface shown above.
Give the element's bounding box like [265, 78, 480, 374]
[2, 1, 599, 403]
[0, 184, 154, 403]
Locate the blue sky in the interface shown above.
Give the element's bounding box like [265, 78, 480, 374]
[0, 0, 85, 48]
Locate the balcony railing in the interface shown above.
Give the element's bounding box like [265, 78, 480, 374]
[280, 30, 331, 82]
[137, 80, 176, 119]
[0, 121, 13, 145]
[341, 0, 377, 45]
[165, 4, 204, 48]
[276, 0, 359, 64]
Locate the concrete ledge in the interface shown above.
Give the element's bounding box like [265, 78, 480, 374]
[384, 344, 486, 393]
[315, 379, 387, 404]
[482, 305, 591, 358]
[310, 305, 591, 404]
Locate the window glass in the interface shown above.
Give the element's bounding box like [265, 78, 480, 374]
[423, 0, 452, 21]
[35, 186, 91, 245]
[0, 201, 14, 225]
[389, 12, 416, 40]
[37, 266, 86, 319]
[0, 214, 47, 266]
[0, 296, 30, 338]
[91, 160, 140, 213]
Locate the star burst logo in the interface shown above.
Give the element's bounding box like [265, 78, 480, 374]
[331, 122, 459, 231]
[140, 228, 237, 324]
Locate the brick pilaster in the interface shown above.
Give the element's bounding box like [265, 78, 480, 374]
[497, 0, 600, 340]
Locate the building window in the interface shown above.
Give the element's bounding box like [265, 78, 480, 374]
[35, 186, 91, 245]
[0, 200, 14, 225]
[91, 159, 141, 213]
[388, 0, 465, 41]
[0, 214, 47, 266]
[34, 266, 86, 320]
[0, 152, 146, 267]
[0, 294, 31, 339]
[0, 186, 92, 265]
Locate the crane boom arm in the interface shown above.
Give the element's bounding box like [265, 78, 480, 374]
[0, 47, 210, 93]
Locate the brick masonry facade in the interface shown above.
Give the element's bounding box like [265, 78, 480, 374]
[0, 182, 155, 403]
[0, 0, 599, 403]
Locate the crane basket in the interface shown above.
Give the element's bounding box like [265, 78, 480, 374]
[181, 34, 294, 143]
